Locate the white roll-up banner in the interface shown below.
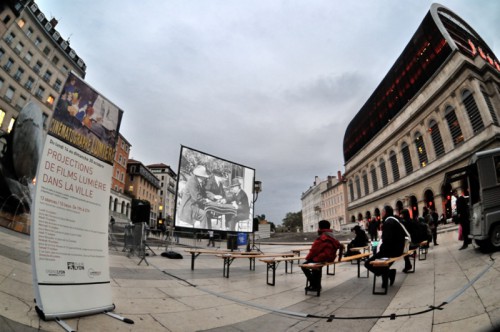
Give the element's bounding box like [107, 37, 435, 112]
[31, 72, 123, 320]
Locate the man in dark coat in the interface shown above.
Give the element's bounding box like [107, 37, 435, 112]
[225, 179, 250, 231]
[179, 165, 210, 228]
[301, 220, 343, 292]
[365, 205, 406, 288]
[457, 195, 471, 250]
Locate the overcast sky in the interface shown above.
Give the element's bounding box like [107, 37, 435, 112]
[36, 0, 500, 225]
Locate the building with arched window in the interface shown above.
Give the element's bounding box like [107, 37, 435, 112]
[343, 4, 500, 222]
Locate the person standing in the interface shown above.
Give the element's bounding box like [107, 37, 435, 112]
[301, 220, 343, 292]
[368, 217, 380, 241]
[207, 230, 215, 247]
[456, 196, 471, 250]
[429, 206, 439, 245]
[365, 206, 406, 288]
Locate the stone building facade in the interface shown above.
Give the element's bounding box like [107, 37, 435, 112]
[343, 4, 500, 222]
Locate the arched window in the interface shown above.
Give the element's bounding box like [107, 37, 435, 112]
[379, 158, 388, 187]
[370, 165, 378, 192]
[481, 88, 499, 126]
[462, 89, 484, 133]
[429, 119, 445, 158]
[389, 151, 400, 181]
[349, 180, 354, 202]
[362, 171, 369, 196]
[414, 131, 428, 167]
[109, 196, 113, 210]
[121, 201, 125, 214]
[445, 105, 463, 146]
[401, 142, 413, 175]
[355, 176, 361, 199]
[113, 198, 118, 212]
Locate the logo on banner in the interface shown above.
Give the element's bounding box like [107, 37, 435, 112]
[67, 262, 85, 270]
[46, 269, 66, 277]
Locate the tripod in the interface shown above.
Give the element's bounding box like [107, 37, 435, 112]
[250, 232, 262, 252]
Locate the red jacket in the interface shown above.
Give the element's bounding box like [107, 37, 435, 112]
[306, 229, 342, 263]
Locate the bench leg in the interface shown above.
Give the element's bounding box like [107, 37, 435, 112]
[372, 270, 388, 295]
[326, 263, 335, 275]
[249, 257, 256, 271]
[223, 257, 234, 278]
[266, 262, 277, 286]
[357, 258, 370, 278]
[419, 246, 427, 260]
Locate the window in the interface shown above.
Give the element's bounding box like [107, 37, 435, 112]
[23, 51, 33, 64]
[24, 76, 34, 90]
[355, 176, 361, 199]
[62, 65, 69, 73]
[54, 79, 62, 91]
[43, 70, 52, 82]
[52, 56, 59, 65]
[26, 27, 33, 38]
[379, 158, 388, 187]
[0, 77, 3, 90]
[390, 151, 400, 181]
[481, 89, 499, 126]
[370, 165, 378, 191]
[46, 95, 55, 105]
[3, 15, 11, 24]
[362, 171, 369, 195]
[462, 90, 484, 134]
[0, 48, 4, 60]
[8, 118, 15, 133]
[3, 58, 14, 72]
[43, 46, 51, 56]
[35, 86, 45, 99]
[33, 61, 42, 73]
[44, 22, 52, 31]
[37, 13, 45, 22]
[16, 95, 26, 110]
[401, 142, 413, 175]
[13, 67, 24, 81]
[414, 131, 428, 167]
[0, 109, 4, 127]
[35, 37, 42, 46]
[5, 86, 15, 102]
[5, 32, 15, 44]
[349, 181, 354, 202]
[14, 42, 24, 54]
[17, 18, 25, 28]
[42, 113, 48, 129]
[429, 120, 445, 158]
[445, 105, 463, 146]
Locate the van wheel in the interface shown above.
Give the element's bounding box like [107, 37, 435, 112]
[491, 223, 500, 248]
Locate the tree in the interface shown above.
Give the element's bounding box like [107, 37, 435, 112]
[282, 211, 303, 232]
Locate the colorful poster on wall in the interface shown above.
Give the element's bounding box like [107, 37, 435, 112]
[31, 72, 122, 320]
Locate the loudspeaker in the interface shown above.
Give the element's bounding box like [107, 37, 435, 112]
[253, 218, 259, 232]
[131, 199, 150, 223]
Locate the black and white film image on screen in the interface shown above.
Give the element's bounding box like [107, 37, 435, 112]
[175, 146, 254, 232]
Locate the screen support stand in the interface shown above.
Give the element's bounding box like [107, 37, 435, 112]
[251, 232, 262, 253]
[104, 311, 135, 324]
[55, 317, 75, 332]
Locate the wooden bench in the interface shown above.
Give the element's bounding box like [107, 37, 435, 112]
[259, 256, 308, 285]
[184, 248, 240, 270]
[298, 252, 371, 296]
[217, 253, 295, 278]
[369, 249, 416, 295]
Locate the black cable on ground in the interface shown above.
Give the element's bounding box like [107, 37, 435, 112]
[150, 253, 496, 322]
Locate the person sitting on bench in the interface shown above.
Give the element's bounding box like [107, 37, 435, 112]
[344, 225, 369, 256]
[301, 220, 343, 292]
[364, 205, 406, 288]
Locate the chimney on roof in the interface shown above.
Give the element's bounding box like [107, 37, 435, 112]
[50, 17, 58, 28]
